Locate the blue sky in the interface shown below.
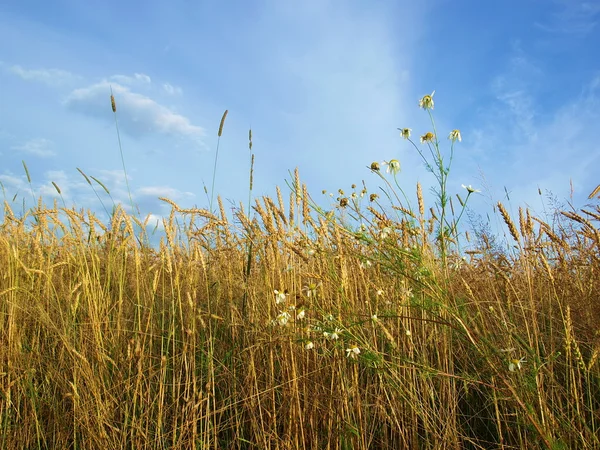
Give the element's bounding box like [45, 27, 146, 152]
[1, 0, 599, 248]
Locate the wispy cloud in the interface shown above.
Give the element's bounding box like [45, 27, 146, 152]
[134, 185, 195, 215]
[136, 185, 194, 199]
[0, 173, 26, 191]
[64, 81, 206, 146]
[463, 47, 600, 212]
[490, 44, 542, 143]
[143, 213, 166, 231]
[535, 0, 600, 36]
[110, 73, 152, 85]
[163, 83, 182, 95]
[2, 63, 80, 86]
[11, 138, 56, 157]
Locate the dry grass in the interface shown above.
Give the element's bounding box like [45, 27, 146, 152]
[1, 175, 599, 450]
[1, 90, 598, 448]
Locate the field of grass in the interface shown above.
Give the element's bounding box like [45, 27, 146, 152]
[1, 94, 599, 449]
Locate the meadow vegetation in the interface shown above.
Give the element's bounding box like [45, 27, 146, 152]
[1, 93, 599, 449]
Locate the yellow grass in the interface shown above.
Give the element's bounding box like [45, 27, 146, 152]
[1, 180, 599, 449]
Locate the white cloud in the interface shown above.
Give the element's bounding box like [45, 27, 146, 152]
[163, 83, 182, 95]
[64, 81, 206, 144]
[136, 185, 194, 199]
[11, 138, 56, 157]
[143, 213, 166, 231]
[110, 73, 152, 85]
[3, 64, 79, 86]
[135, 73, 151, 84]
[38, 170, 70, 198]
[0, 173, 25, 190]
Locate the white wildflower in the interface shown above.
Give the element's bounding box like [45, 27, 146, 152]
[509, 357, 526, 372]
[346, 346, 361, 359]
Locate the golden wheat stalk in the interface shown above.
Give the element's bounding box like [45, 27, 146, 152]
[417, 182, 425, 217]
[159, 196, 181, 212]
[497, 202, 520, 243]
[588, 184, 600, 199]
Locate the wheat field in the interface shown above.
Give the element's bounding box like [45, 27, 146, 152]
[1, 98, 599, 449]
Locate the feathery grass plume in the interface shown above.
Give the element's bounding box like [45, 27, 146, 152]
[210, 109, 229, 212]
[247, 128, 254, 215]
[90, 176, 110, 195]
[22, 160, 31, 184]
[243, 128, 255, 320]
[497, 202, 520, 244]
[21, 161, 38, 222]
[218, 109, 228, 137]
[51, 182, 61, 195]
[76, 167, 91, 186]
